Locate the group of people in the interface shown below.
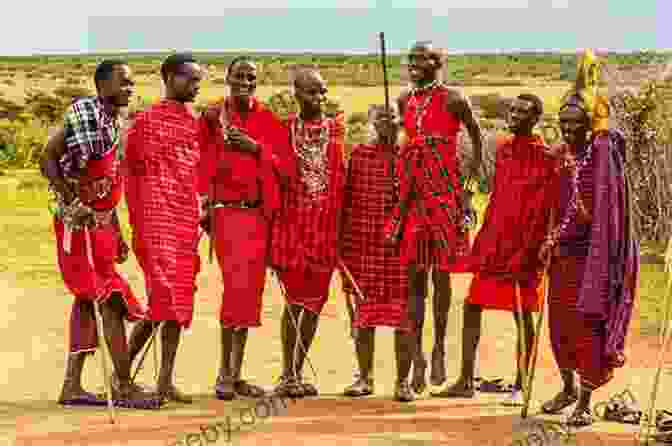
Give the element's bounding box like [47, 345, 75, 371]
[41, 41, 638, 427]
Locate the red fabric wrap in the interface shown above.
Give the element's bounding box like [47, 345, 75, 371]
[340, 144, 411, 330]
[466, 273, 543, 312]
[214, 207, 269, 327]
[76, 146, 123, 210]
[393, 86, 470, 271]
[548, 255, 614, 390]
[467, 135, 560, 277]
[54, 218, 148, 352]
[270, 113, 345, 273]
[123, 100, 202, 328]
[198, 97, 296, 220]
[277, 268, 334, 315]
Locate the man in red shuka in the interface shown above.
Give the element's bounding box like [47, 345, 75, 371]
[199, 56, 296, 400]
[435, 94, 560, 404]
[41, 60, 154, 406]
[387, 41, 483, 394]
[340, 104, 416, 402]
[123, 53, 204, 404]
[270, 68, 346, 398]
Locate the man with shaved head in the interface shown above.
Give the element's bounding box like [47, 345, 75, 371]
[270, 68, 346, 398]
[387, 40, 483, 394]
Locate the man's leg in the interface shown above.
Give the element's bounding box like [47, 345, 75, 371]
[275, 303, 304, 397]
[394, 326, 415, 402]
[230, 328, 266, 397]
[156, 320, 192, 403]
[432, 302, 482, 397]
[409, 265, 428, 394]
[344, 327, 375, 397]
[294, 309, 320, 396]
[59, 301, 98, 403]
[215, 326, 235, 400]
[503, 310, 535, 406]
[430, 269, 452, 386]
[99, 293, 155, 400]
[127, 320, 156, 366]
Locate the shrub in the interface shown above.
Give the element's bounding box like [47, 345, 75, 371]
[0, 118, 49, 168]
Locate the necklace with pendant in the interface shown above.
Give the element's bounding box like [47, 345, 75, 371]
[409, 81, 441, 135]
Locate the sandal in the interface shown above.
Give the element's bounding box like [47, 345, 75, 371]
[274, 376, 304, 399]
[476, 378, 513, 393]
[593, 389, 642, 424]
[541, 390, 579, 414]
[567, 407, 594, 427]
[234, 380, 266, 398]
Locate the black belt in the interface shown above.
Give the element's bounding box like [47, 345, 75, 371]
[212, 199, 261, 209]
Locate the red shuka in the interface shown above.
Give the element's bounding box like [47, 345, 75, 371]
[198, 96, 295, 326]
[466, 135, 560, 312]
[340, 143, 411, 330]
[269, 113, 346, 273]
[124, 100, 202, 328]
[393, 84, 470, 271]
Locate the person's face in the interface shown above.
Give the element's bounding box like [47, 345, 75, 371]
[294, 72, 327, 115]
[558, 104, 590, 146]
[407, 45, 439, 85]
[372, 107, 400, 142]
[507, 98, 538, 135]
[166, 62, 203, 103]
[100, 64, 134, 107]
[227, 60, 257, 100]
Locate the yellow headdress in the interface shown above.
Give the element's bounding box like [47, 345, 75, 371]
[560, 49, 610, 133]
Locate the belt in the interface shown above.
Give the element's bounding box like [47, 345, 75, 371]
[212, 199, 261, 209]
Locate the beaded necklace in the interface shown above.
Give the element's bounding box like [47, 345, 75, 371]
[408, 80, 442, 135]
[291, 115, 331, 198]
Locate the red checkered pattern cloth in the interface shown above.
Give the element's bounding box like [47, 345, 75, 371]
[391, 85, 471, 270]
[340, 143, 411, 330]
[269, 113, 346, 272]
[123, 100, 202, 328]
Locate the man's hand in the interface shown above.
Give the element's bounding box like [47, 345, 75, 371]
[538, 239, 554, 267]
[465, 156, 482, 181]
[116, 237, 130, 264]
[199, 209, 212, 235]
[225, 127, 259, 154]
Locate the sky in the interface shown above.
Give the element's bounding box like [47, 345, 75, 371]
[2, 0, 670, 56]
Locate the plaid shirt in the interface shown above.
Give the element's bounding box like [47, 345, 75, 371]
[60, 96, 120, 181]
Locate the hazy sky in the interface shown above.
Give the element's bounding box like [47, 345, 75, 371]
[2, 0, 669, 55]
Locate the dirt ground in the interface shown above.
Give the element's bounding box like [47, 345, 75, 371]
[2, 252, 670, 446]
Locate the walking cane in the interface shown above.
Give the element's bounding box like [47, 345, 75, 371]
[92, 300, 117, 424]
[520, 208, 554, 419]
[640, 237, 672, 444]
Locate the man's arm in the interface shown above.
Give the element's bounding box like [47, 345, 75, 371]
[41, 127, 76, 204]
[445, 89, 483, 179]
[396, 88, 410, 119]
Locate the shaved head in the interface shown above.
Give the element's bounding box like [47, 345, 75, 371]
[293, 68, 323, 90]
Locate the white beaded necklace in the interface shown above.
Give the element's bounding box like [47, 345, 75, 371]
[291, 115, 331, 198]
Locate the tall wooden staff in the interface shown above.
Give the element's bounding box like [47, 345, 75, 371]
[379, 32, 391, 114]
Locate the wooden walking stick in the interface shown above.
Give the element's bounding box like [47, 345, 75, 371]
[379, 32, 391, 114]
[520, 208, 555, 419]
[640, 236, 672, 444]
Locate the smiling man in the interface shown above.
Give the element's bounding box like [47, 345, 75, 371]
[270, 68, 346, 398]
[198, 56, 295, 400]
[435, 94, 560, 405]
[124, 53, 204, 404]
[41, 60, 154, 406]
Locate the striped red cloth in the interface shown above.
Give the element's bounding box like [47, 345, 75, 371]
[269, 113, 346, 273]
[340, 143, 411, 330]
[548, 255, 614, 390]
[393, 84, 470, 271]
[123, 100, 202, 328]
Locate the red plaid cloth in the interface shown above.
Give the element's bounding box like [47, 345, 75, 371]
[340, 143, 410, 330]
[467, 135, 560, 278]
[391, 85, 470, 270]
[270, 113, 346, 272]
[123, 100, 202, 328]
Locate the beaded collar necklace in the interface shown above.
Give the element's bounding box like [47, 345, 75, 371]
[408, 80, 442, 134]
[291, 115, 331, 198]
